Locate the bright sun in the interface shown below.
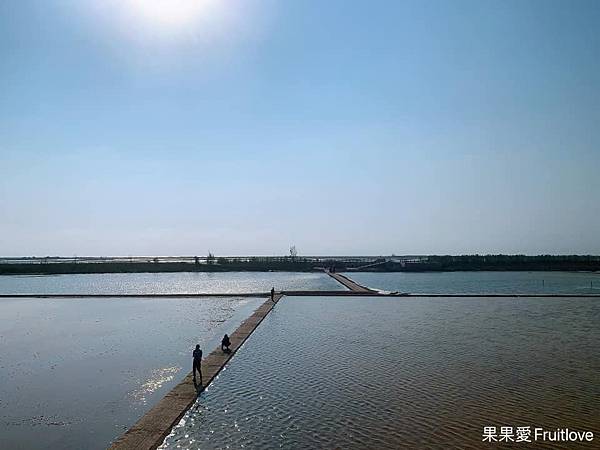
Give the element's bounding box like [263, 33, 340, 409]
[125, 0, 217, 28]
[82, 0, 256, 53]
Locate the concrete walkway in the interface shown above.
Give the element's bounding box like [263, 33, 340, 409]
[0, 293, 268, 298]
[3, 291, 596, 299]
[325, 271, 376, 292]
[109, 293, 283, 450]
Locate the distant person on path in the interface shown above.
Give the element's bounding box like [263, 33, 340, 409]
[193, 344, 202, 384]
[271, 287, 275, 302]
[221, 334, 231, 353]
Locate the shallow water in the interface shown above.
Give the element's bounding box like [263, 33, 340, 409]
[161, 295, 600, 449]
[0, 271, 343, 295]
[0, 296, 264, 449]
[346, 271, 600, 294]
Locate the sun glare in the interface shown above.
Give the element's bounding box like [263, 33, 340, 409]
[90, 0, 235, 44]
[79, 0, 267, 64]
[122, 0, 220, 31]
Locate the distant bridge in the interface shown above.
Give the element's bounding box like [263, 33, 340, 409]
[349, 257, 428, 271]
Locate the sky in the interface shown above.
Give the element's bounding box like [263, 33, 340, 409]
[1, 0, 599, 256]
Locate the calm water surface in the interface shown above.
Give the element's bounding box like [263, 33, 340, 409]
[161, 296, 600, 449]
[0, 272, 343, 295]
[346, 271, 600, 294]
[0, 296, 264, 449]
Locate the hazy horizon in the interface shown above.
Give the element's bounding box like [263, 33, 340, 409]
[3, 249, 600, 259]
[2, 0, 599, 256]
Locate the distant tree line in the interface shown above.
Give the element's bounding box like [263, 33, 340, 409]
[0, 254, 598, 275]
[397, 254, 600, 272]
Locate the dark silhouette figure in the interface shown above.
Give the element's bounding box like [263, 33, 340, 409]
[192, 344, 202, 384]
[221, 334, 231, 353]
[271, 287, 275, 302]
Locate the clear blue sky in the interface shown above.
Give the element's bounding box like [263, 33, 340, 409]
[1, 0, 599, 256]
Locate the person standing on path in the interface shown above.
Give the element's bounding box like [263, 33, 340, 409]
[192, 344, 202, 384]
[271, 287, 275, 302]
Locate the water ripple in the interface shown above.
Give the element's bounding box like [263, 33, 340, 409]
[161, 296, 600, 449]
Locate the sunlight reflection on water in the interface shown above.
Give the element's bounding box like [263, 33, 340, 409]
[130, 366, 181, 404]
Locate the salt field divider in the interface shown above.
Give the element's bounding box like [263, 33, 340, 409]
[0, 293, 268, 298]
[1, 292, 600, 299]
[283, 291, 600, 297]
[325, 270, 377, 292]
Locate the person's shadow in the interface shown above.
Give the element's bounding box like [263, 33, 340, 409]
[193, 378, 205, 396]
